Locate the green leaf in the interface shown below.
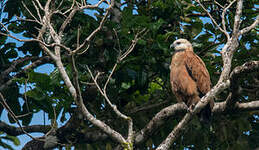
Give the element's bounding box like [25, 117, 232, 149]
[137, 39, 147, 45]
[26, 88, 45, 101]
[0, 35, 7, 45]
[18, 42, 41, 56]
[1, 135, 20, 146]
[153, 19, 165, 31]
[5, 49, 18, 58]
[7, 23, 23, 33]
[191, 22, 203, 36]
[105, 143, 112, 150]
[28, 72, 51, 91]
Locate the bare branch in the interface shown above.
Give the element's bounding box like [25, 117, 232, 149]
[21, 1, 41, 24]
[86, 28, 147, 145]
[0, 22, 9, 32]
[0, 56, 37, 79]
[135, 103, 187, 145]
[72, 1, 111, 55]
[59, 8, 78, 36]
[232, 0, 243, 37]
[226, 61, 259, 108]
[34, 0, 44, 10]
[16, 15, 41, 23]
[0, 23, 60, 59]
[221, 0, 237, 40]
[0, 121, 51, 136]
[119, 28, 147, 61]
[86, 66, 129, 120]
[239, 15, 259, 36]
[128, 99, 170, 114]
[0, 92, 37, 140]
[32, 0, 42, 22]
[62, 0, 76, 15]
[156, 80, 230, 150]
[79, 0, 106, 9]
[214, 1, 224, 8]
[0, 56, 52, 91]
[194, 0, 229, 38]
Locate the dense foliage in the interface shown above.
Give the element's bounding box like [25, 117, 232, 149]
[0, 0, 258, 149]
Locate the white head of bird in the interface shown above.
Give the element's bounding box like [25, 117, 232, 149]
[170, 39, 193, 51]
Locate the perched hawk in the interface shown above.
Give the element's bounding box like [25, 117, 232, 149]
[170, 39, 214, 122]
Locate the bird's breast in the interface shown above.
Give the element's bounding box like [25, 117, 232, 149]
[171, 52, 185, 67]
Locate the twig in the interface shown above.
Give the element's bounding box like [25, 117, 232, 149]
[0, 121, 51, 136]
[59, 8, 78, 36]
[113, 28, 122, 55]
[221, 0, 237, 40]
[72, 1, 111, 55]
[45, 106, 58, 137]
[0, 56, 52, 91]
[119, 28, 147, 61]
[16, 15, 41, 23]
[32, 0, 42, 22]
[0, 92, 36, 140]
[79, 0, 106, 9]
[128, 100, 170, 114]
[103, 63, 118, 92]
[0, 56, 36, 78]
[194, 0, 229, 38]
[71, 59, 127, 145]
[34, 0, 44, 10]
[63, 0, 76, 15]
[214, 0, 224, 8]
[21, 1, 41, 24]
[0, 22, 9, 32]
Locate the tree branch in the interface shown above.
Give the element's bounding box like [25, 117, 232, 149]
[232, 0, 243, 38]
[0, 92, 37, 140]
[135, 103, 188, 145]
[155, 80, 230, 150]
[194, 0, 229, 38]
[0, 121, 51, 136]
[238, 15, 259, 36]
[226, 61, 259, 108]
[0, 56, 52, 91]
[221, 0, 237, 40]
[0, 56, 37, 81]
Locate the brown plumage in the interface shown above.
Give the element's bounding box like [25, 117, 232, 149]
[170, 39, 214, 122]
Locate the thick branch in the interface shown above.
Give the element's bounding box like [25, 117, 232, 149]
[0, 56, 37, 81]
[0, 56, 52, 91]
[156, 80, 230, 150]
[3, 98, 258, 149]
[135, 99, 259, 147]
[135, 103, 187, 145]
[232, 0, 243, 37]
[225, 61, 259, 108]
[239, 15, 259, 36]
[0, 121, 51, 136]
[213, 100, 259, 113]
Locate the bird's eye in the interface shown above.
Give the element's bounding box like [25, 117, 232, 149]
[176, 42, 180, 45]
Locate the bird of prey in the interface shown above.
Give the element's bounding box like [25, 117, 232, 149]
[170, 39, 214, 122]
